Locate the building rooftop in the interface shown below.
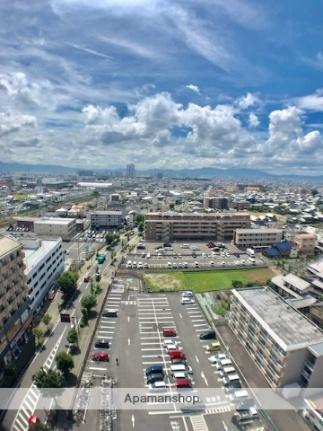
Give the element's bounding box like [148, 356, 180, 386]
[0, 236, 21, 257]
[35, 217, 75, 225]
[23, 239, 61, 272]
[234, 287, 323, 351]
[92, 211, 122, 215]
[235, 228, 282, 234]
[284, 273, 311, 292]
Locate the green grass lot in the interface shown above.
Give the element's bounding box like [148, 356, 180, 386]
[13, 192, 33, 202]
[144, 267, 274, 293]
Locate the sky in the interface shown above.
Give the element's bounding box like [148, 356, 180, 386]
[0, 0, 323, 174]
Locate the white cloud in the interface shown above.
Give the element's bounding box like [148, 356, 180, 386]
[186, 84, 200, 94]
[0, 112, 37, 137]
[294, 90, 323, 112]
[248, 113, 259, 128]
[236, 92, 259, 110]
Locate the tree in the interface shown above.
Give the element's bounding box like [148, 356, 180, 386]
[58, 271, 78, 299]
[33, 368, 65, 389]
[81, 294, 97, 314]
[55, 352, 74, 376]
[67, 328, 78, 347]
[42, 314, 52, 326]
[232, 280, 243, 288]
[32, 327, 44, 347]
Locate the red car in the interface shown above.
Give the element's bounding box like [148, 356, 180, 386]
[175, 377, 192, 388]
[163, 327, 177, 337]
[169, 350, 186, 360]
[92, 351, 109, 362]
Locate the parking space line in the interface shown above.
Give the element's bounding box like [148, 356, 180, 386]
[88, 366, 108, 371]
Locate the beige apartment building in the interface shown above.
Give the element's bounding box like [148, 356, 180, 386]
[0, 237, 30, 373]
[34, 217, 77, 240]
[294, 233, 317, 256]
[144, 212, 250, 241]
[229, 288, 323, 388]
[234, 228, 283, 248]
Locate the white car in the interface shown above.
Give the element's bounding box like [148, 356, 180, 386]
[194, 261, 199, 268]
[167, 262, 172, 268]
[126, 261, 132, 269]
[208, 355, 219, 364]
[163, 339, 178, 348]
[166, 343, 178, 352]
[132, 261, 137, 268]
[181, 297, 194, 305]
[183, 262, 188, 268]
[172, 262, 178, 268]
[143, 263, 149, 269]
[137, 262, 143, 269]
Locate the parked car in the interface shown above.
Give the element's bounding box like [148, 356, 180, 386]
[169, 350, 186, 360]
[92, 351, 109, 362]
[145, 365, 164, 376]
[205, 341, 221, 352]
[175, 377, 192, 388]
[163, 339, 178, 348]
[102, 309, 118, 318]
[146, 373, 164, 384]
[199, 329, 217, 340]
[162, 327, 177, 337]
[94, 339, 110, 348]
[181, 297, 194, 305]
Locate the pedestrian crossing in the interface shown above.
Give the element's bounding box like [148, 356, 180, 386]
[190, 414, 209, 431]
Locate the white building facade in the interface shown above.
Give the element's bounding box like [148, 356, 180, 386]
[23, 238, 64, 313]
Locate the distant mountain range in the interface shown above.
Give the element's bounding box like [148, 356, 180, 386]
[1, 160, 323, 182]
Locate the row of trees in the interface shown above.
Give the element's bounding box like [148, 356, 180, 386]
[58, 270, 79, 301]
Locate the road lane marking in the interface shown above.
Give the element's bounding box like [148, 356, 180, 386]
[195, 355, 200, 363]
[131, 414, 135, 428]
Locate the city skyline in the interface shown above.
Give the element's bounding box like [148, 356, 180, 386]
[1, 1, 323, 174]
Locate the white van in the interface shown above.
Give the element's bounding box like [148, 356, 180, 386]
[223, 373, 240, 385]
[221, 366, 236, 376]
[170, 364, 186, 373]
[232, 389, 249, 400]
[216, 358, 232, 369]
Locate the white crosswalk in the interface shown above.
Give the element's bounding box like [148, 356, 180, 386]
[190, 414, 209, 431]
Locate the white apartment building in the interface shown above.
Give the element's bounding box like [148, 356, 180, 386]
[229, 288, 323, 388]
[90, 211, 123, 229]
[23, 238, 64, 313]
[234, 228, 283, 248]
[34, 217, 77, 240]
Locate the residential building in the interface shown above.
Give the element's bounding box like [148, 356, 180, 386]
[126, 163, 135, 178]
[234, 228, 283, 248]
[203, 196, 230, 210]
[34, 217, 77, 240]
[271, 273, 311, 299]
[229, 287, 323, 388]
[23, 238, 64, 313]
[14, 216, 39, 231]
[294, 233, 317, 256]
[0, 237, 31, 373]
[144, 212, 250, 241]
[90, 210, 123, 230]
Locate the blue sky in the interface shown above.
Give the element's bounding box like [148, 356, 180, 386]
[0, 0, 323, 173]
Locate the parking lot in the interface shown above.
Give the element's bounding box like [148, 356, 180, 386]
[80, 283, 265, 431]
[123, 240, 265, 270]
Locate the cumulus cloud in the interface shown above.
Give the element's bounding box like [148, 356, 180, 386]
[186, 84, 200, 94]
[236, 92, 260, 110]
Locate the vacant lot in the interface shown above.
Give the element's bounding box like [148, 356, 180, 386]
[144, 268, 274, 293]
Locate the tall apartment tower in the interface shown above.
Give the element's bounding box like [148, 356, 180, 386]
[126, 163, 135, 178]
[0, 237, 30, 374]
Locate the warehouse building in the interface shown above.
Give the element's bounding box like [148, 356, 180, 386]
[144, 212, 250, 241]
[234, 228, 283, 248]
[228, 287, 323, 388]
